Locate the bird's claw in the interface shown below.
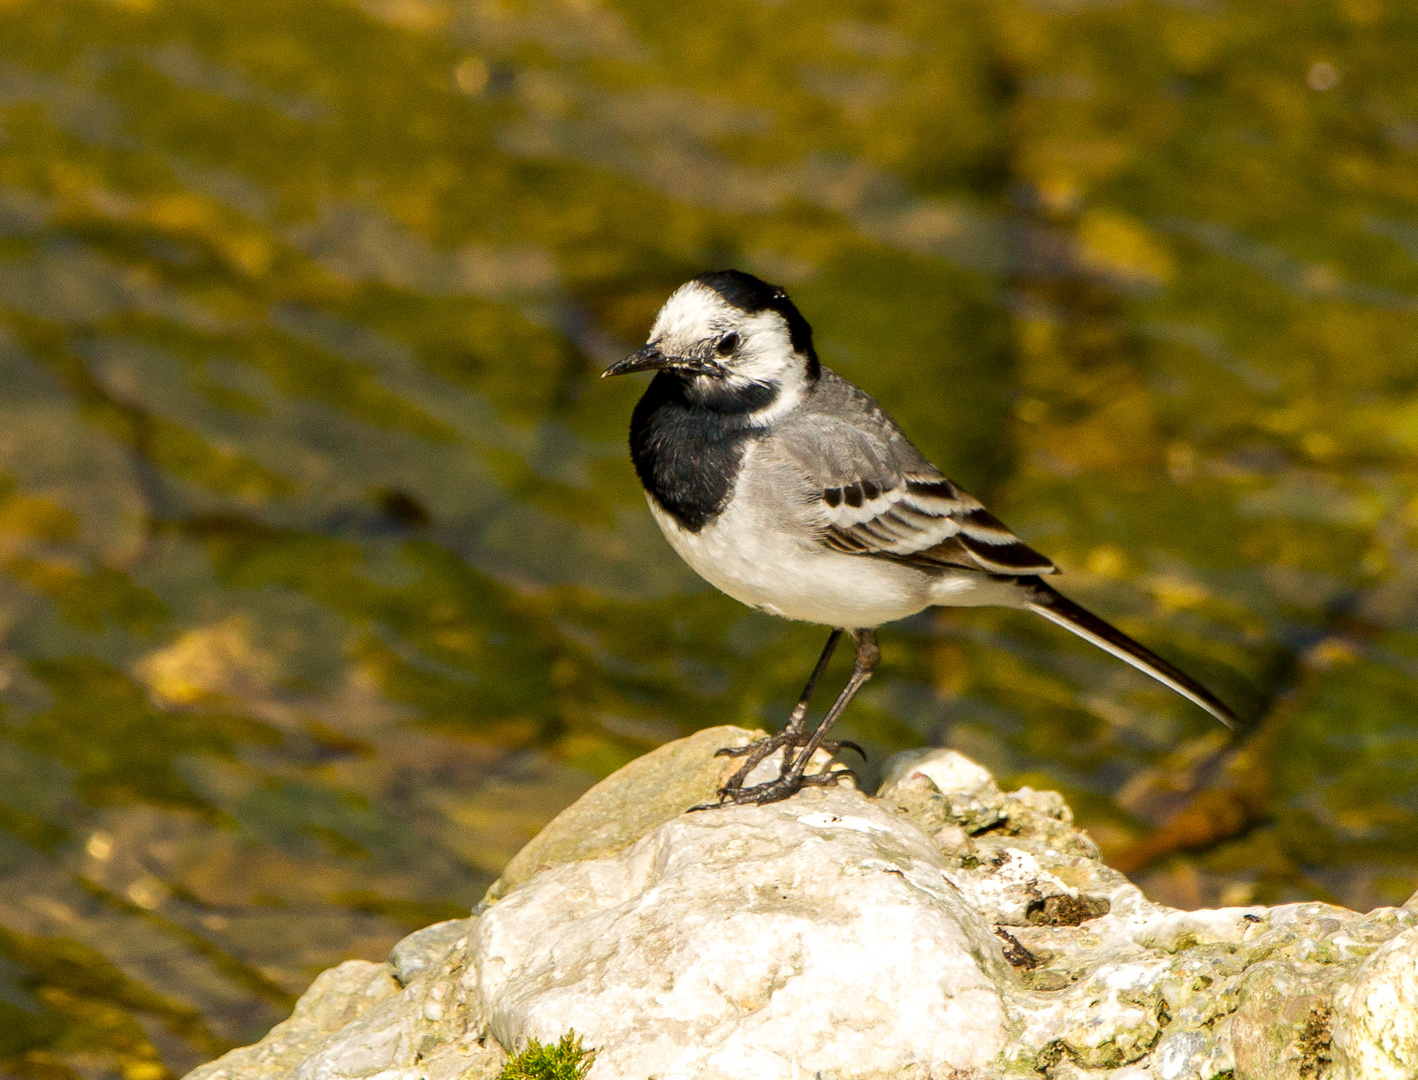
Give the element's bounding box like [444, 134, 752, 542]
[688, 766, 857, 811]
[832, 739, 867, 761]
[798, 767, 859, 789]
[714, 744, 759, 758]
[714, 731, 865, 797]
[713, 731, 800, 793]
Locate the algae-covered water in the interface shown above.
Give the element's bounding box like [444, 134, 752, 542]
[1, 0, 1417, 1074]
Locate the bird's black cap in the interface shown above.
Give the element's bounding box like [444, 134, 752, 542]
[694, 270, 819, 374]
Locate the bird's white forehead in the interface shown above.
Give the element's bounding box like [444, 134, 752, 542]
[649, 282, 792, 356]
[649, 282, 736, 342]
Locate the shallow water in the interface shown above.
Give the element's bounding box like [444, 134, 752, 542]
[1, 0, 1417, 1074]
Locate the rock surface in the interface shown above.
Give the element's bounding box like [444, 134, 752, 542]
[185, 727, 1418, 1080]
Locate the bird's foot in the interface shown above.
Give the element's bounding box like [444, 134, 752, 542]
[688, 766, 858, 811]
[715, 736, 865, 761]
[713, 731, 864, 794]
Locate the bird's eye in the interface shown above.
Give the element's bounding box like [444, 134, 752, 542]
[715, 332, 740, 356]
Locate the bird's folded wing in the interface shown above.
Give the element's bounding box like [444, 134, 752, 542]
[770, 378, 1057, 577]
[817, 474, 1059, 576]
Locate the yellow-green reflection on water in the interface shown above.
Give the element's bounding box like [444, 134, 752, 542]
[1, 0, 1418, 1073]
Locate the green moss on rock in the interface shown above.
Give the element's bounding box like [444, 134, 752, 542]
[498, 1031, 596, 1080]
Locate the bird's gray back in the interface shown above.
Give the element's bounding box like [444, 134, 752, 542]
[753, 369, 1058, 578]
[768, 368, 938, 488]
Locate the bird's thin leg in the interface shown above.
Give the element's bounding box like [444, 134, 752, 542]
[780, 628, 879, 787]
[786, 627, 844, 735]
[698, 629, 879, 809]
[714, 629, 843, 793]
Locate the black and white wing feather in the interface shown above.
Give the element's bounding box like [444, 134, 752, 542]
[817, 474, 1058, 576]
[773, 372, 1056, 576]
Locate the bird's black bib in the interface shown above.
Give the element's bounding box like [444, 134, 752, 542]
[629, 372, 776, 533]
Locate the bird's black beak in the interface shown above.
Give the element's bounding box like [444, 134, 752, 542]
[603, 344, 729, 379]
[602, 344, 668, 378]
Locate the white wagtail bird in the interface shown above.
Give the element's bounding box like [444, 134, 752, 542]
[604, 270, 1235, 807]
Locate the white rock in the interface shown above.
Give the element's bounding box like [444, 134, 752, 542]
[184, 732, 1418, 1080]
[878, 746, 995, 796]
[183, 961, 405, 1080]
[943, 845, 1080, 926]
[473, 787, 1009, 1079]
[1332, 925, 1418, 1080]
[1155, 1029, 1207, 1079]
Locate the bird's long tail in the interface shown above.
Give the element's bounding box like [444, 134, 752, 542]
[1024, 579, 1235, 729]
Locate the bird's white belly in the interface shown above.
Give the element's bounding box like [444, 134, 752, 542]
[648, 494, 935, 628]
